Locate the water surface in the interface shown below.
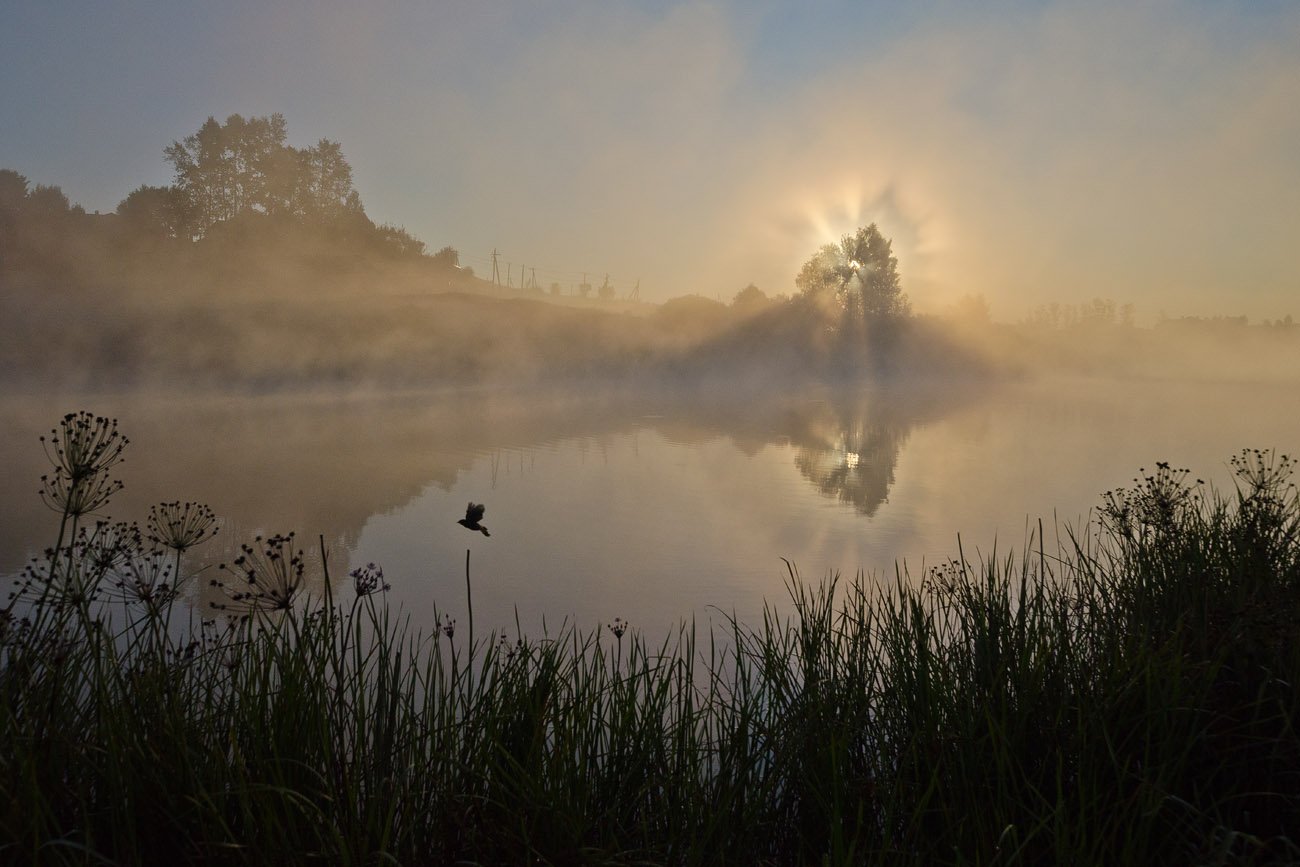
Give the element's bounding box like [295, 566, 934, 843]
[3, 378, 1296, 637]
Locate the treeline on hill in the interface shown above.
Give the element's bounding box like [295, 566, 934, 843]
[0, 115, 985, 391]
[3, 112, 1296, 391]
[989, 300, 1300, 382]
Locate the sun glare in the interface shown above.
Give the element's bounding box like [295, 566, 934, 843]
[789, 177, 958, 310]
[801, 182, 916, 252]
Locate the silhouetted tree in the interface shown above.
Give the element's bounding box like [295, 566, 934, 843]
[946, 293, 990, 324]
[165, 113, 288, 232]
[432, 246, 460, 269]
[0, 170, 27, 269]
[1027, 298, 1133, 330]
[0, 169, 28, 218]
[374, 224, 425, 257]
[293, 139, 364, 220]
[733, 283, 769, 310]
[25, 184, 79, 218]
[795, 223, 909, 323]
[164, 113, 365, 236]
[116, 184, 191, 240]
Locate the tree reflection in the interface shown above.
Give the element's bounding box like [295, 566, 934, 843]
[0, 384, 973, 609]
[607, 383, 967, 519]
[787, 394, 913, 517]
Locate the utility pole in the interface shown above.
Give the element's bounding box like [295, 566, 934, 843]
[507, 263, 514, 288]
[628, 279, 640, 302]
[490, 249, 501, 286]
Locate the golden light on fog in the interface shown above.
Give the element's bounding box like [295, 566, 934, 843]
[795, 181, 935, 289]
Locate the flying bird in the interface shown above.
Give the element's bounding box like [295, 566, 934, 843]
[458, 502, 490, 536]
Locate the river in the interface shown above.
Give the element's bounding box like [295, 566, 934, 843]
[3, 376, 1295, 638]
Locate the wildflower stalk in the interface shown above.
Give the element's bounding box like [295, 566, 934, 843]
[465, 547, 474, 672]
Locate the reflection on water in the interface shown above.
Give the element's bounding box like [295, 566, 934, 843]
[791, 396, 912, 516]
[3, 378, 1298, 635]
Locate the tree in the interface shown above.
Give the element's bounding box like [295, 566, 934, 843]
[374, 224, 425, 257]
[732, 283, 769, 310]
[293, 139, 364, 221]
[432, 246, 460, 269]
[164, 113, 365, 236]
[0, 170, 29, 243]
[116, 184, 191, 240]
[26, 184, 78, 218]
[945, 293, 990, 324]
[165, 113, 290, 232]
[795, 223, 909, 323]
[0, 170, 28, 264]
[0, 169, 28, 215]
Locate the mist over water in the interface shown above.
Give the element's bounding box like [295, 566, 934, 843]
[5, 377, 1297, 637]
[7, 8, 1300, 859]
[4, 112, 1300, 640]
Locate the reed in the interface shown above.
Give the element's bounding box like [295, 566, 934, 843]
[2, 415, 1297, 865]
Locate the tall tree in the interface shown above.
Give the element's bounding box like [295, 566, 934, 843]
[164, 113, 292, 234]
[795, 223, 909, 323]
[295, 139, 363, 221]
[165, 114, 368, 235]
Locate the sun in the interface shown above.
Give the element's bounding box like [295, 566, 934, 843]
[790, 178, 954, 304]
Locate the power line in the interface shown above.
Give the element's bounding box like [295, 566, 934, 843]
[468, 247, 646, 300]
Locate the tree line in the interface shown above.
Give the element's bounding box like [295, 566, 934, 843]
[2, 113, 443, 263]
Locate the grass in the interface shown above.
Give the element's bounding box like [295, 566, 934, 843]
[2, 414, 1299, 865]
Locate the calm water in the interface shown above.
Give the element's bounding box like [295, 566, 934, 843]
[3, 378, 1297, 637]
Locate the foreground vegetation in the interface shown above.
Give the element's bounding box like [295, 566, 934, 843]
[2, 415, 1298, 865]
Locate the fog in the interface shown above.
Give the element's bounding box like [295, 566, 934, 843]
[0, 379, 1003, 635]
[4, 2, 1299, 318]
[4, 156, 1299, 395]
[4, 148, 1298, 627]
[6, 373, 1298, 636]
[4, 2, 1300, 631]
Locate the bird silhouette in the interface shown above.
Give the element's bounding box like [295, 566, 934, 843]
[458, 502, 490, 536]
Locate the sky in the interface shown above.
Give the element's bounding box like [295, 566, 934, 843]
[3, 0, 1298, 319]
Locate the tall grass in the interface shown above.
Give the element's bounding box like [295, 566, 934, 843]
[2, 415, 1298, 865]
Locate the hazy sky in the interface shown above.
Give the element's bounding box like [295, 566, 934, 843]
[3, 0, 1298, 319]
